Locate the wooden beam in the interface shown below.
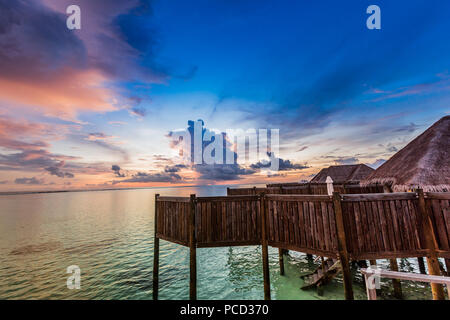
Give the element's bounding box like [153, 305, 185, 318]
[278, 248, 285, 276]
[332, 192, 354, 300]
[260, 194, 271, 300]
[417, 257, 427, 275]
[417, 189, 445, 300]
[189, 194, 197, 300]
[152, 194, 160, 300]
[389, 259, 403, 299]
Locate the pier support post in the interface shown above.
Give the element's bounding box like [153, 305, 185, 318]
[417, 257, 427, 275]
[332, 192, 354, 300]
[260, 193, 271, 300]
[189, 194, 197, 300]
[278, 248, 285, 276]
[389, 259, 403, 299]
[417, 189, 445, 300]
[152, 194, 160, 300]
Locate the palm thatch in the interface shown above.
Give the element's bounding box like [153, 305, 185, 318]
[311, 164, 374, 184]
[362, 115, 450, 192]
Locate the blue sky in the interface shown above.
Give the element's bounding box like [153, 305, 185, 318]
[0, 0, 449, 190]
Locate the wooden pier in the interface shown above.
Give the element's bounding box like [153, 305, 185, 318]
[152, 190, 450, 300]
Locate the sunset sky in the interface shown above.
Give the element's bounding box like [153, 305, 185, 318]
[0, 0, 449, 191]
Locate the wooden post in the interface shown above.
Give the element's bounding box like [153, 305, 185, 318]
[363, 273, 377, 300]
[417, 189, 445, 300]
[253, 186, 257, 195]
[260, 193, 271, 300]
[417, 257, 427, 275]
[278, 248, 285, 276]
[389, 259, 403, 299]
[332, 192, 354, 300]
[152, 194, 160, 300]
[189, 194, 197, 300]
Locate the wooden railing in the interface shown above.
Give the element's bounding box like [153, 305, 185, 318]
[195, 196, 262, 247]
[155, 192, 450, 260]
[265, 194, 338, 258]
[361, 268, 450, 300]
[153, 191, 450, 300]
[227, 183, 384, 196]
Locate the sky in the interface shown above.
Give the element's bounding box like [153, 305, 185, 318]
[0, 0, 449, 191]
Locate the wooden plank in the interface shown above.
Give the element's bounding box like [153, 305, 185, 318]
[353, 201, 364, 254]
[266, 194, 332, 202]
[303, 201, 311, 248]
[431, 199, 449, 251]
[197, 240, 261, 248]
[189, 194, 197, 300]
[389, 200, 403, 250]
[298, 201, 306, 246]
[332, 192, 354, 300]
[384, 200, 398, 251]
[342, 193, 416, 202]
[350, 249, 430, 260]
[268, 241, 338, 258]
[153, 194, 160, 300]
[425, 192, 450, 200]
[260, 196, 271, 300]
[417, 189, 445, 300]
[309, 201, 317, 249]
[157, 196, 190, 202]
[328, 202, 337, 251]
[371, 201, 385, 252]
[197, 195, 260, 202]
[361, 268, 450, 284]
[316, 200, 325, 250]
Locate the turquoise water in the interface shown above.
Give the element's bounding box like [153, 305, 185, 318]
[0, 186, 435, 299]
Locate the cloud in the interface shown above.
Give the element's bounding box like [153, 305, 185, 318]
[14, 177, 45, 185]
[250, 153, 309, 171]
[0, 149, 77, 171]
[130, 107, 147, 117]
[333, 157, 359, 165]
[112, 164, 125, 177]
[0, 0, 171, 121]
[114, 171, 182, 184]
[86, 132, 114, 141]
[392, 122, 420, 133]
[45, 161, 74, 178]
[164, 164, 186, 173]
[194, 164, 255, 181]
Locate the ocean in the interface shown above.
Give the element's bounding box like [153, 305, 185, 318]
[0, 185, 432, 299]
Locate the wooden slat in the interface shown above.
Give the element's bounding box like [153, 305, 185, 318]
[425, 192, 450, 200]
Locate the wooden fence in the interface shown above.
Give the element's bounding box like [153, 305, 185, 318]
[227, 183, 383, 196]
[153, 191, 450, 300]
[195, 196, 262, 247]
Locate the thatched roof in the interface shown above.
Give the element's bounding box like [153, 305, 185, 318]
[362, 115, 450, 192]
[311, 164, 374, 184]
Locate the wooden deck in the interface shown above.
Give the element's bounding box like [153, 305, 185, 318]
[153, 190, 450, 300]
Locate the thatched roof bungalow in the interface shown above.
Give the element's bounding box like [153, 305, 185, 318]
[310, 164, 374, 184]
[362, 115, 450, 192]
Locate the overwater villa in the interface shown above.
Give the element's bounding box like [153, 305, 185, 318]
[362, 115, 450, 192]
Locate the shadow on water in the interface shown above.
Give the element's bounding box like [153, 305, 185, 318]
[9, 241, 63, 255]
